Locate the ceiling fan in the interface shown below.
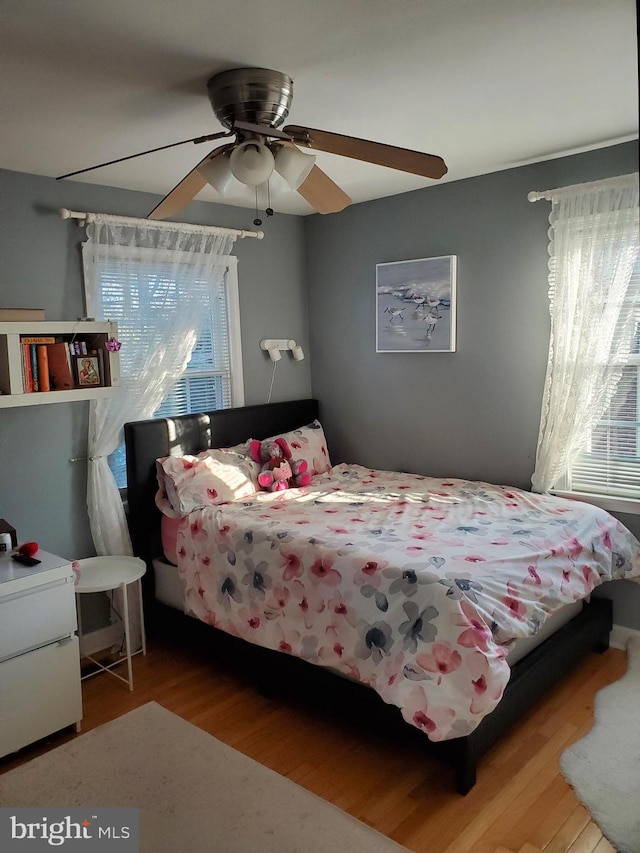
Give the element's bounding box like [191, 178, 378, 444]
[57, 67, 448, 221]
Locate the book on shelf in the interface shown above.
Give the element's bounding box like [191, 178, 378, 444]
[29, 345, 39, 392]
[66, 340, 88, 356]
[96, 347, 108, 386]
[0, 308, 46, 322]
[20, 335, 56, 344]
[46, 342, 74, 391]
[36, 345, 50, 392]
[21, 343, 34, 392]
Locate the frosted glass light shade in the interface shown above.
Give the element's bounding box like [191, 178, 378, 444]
[229, 141, 275, 186]
[198, 154, 234, 196]
[274, 145, 316, 190]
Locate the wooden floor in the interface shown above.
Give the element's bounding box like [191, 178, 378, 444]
[1, 631, 624, 853]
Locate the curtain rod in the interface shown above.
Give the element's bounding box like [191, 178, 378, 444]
[58, 208, 264, 239]
[528, 173, 638, 203]
[528, 190, 555, 203]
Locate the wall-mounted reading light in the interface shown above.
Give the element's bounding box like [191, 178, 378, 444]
[260, 339, 305, 362]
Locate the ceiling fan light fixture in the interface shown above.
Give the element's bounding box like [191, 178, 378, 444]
[229, 140, 275, 186]
[274, 145, 316, 190]
[198, 153, 235, 196]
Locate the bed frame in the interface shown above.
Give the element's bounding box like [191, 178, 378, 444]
[124, 398, 613, 794]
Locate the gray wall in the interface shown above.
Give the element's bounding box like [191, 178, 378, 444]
[2, 144, 639, 630]
[0, 169, 311, 562]
[305, 141, 640, 628]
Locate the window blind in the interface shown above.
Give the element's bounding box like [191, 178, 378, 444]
[569, 260, 640, 500]
[94, 253, 241, 487]
[153, 285, 234, 418]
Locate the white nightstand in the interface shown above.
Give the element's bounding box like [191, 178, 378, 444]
[74, 556, 147, 691]
[0, 550, 83, 758]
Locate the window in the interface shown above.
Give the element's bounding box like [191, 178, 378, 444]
[567, 258, 640, 503]
[82, 216, 242, 555]
[531, 173, 639, 512]
[95, 253, 243, 488]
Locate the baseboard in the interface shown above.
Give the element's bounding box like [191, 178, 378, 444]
[79, 624, 123, 657]
[610, 623, 640, 650]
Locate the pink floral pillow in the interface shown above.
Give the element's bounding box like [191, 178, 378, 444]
[155, 441, 260, 518]
[257, 420, 332, 477]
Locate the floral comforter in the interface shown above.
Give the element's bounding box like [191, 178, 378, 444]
[175, 464, 640, 741]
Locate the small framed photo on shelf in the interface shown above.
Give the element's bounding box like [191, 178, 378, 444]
[75, 355, 101, 387]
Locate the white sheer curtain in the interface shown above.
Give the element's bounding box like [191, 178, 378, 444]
[82, 214, 237, 555]
[532, 173, 639, 493]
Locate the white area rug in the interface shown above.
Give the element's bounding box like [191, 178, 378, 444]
[560, 638, 640, 853]
[0, 702, 409, 853]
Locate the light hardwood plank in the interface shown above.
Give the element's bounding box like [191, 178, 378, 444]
[440, 723, 578, 853]
[528, 786, 584, 850]
[566, 822, 605, 853]
[591, 837, 616, 853]
[545, 806, 592, 852]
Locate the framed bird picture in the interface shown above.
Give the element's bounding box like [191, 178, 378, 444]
[376, 255, 457, 352]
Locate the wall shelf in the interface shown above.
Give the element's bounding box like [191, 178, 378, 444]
[0, 321, 121, 408]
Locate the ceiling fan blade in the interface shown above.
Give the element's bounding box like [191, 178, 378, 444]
[56, 131, 231, 180]
[284, 125, 447, 180]
[147, 144, 232, 220]
[296, 165, 352, 214]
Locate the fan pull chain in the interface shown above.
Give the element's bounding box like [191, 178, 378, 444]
[253, 181, 274, 227]
[266, 181, 274, 218]
[253, 187, 262, 227]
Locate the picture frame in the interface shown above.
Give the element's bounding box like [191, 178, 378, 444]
[376, 255, 457, 352]
[75, 354, 102, 387]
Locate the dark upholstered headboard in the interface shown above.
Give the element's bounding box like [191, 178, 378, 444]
[124, 399, 319, 570]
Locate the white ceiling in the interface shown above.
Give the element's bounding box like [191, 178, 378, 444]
[1, 0, 637, 217]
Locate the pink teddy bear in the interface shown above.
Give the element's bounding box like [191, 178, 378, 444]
[249, 437, 312, 492]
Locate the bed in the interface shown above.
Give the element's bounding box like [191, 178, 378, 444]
[124, 398, 640, 793]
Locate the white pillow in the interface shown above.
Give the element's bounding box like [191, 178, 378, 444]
[155, 441, 259, 517]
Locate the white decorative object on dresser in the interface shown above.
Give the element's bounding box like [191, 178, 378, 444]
[0, 551, 83, 757]
[0, 320, 121, 408]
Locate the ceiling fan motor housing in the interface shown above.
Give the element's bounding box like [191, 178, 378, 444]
[207, 67, 293, 131]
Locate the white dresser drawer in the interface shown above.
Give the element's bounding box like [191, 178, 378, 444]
[0, 635, 82, 757]
[0, 575, 77, 662]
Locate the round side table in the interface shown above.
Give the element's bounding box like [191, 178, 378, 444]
[74, 556, 147, 691]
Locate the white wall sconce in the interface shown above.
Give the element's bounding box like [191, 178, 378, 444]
[260, 339, 305, 362]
